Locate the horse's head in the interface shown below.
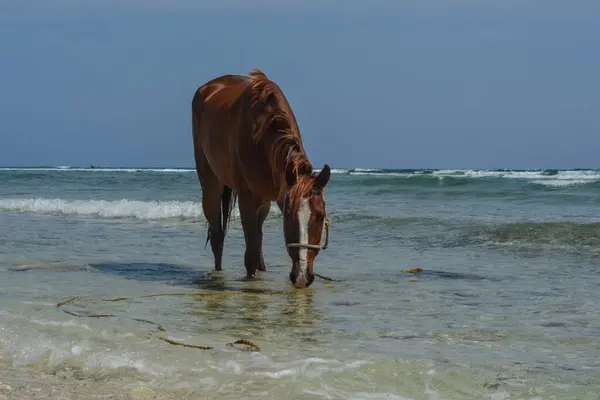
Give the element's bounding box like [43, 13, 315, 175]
[282, 164, 332, 288]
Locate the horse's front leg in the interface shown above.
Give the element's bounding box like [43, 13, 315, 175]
[256, 200, 271, 271]
[238, 191, 270, 277]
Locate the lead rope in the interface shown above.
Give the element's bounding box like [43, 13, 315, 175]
[322, 215, 331, 250]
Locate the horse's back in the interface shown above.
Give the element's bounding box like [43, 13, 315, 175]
[193, 75, 250, 113]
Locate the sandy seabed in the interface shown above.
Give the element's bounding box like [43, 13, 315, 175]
[0, 364, 203, 400]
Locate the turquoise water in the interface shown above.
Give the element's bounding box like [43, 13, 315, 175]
[1, 167, 599, 399]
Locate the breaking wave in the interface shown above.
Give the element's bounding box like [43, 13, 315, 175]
[339, 168, 600, 188]
[0, 198, 210, 220]
[431, 169, 600, 187]
[0, 198, 289, 221]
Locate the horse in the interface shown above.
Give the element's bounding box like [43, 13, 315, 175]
[191, 69, 331, 288]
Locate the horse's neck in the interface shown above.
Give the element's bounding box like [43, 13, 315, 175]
[273, 146, 311, 206]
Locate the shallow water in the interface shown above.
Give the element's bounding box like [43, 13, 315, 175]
[1, 167, 600, 399]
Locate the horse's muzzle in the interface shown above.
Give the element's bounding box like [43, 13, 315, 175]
[290, 271, 314, 288]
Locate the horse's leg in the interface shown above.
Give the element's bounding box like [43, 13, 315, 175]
[238, 191, 270, 277]
[203, 183, 227, 271]
[256, 200, 271, 272]
[195, 152, 226, 271]
[221, 186, 234, 235]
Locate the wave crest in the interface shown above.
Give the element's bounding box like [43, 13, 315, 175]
[0, 198, 210, 220]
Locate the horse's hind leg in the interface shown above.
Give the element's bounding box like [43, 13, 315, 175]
[221, 186, 235, 236]
[203, 184, 226, 271]
[195, 154, 227, 271]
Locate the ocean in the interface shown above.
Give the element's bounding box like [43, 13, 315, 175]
[1, 167, 599, 399]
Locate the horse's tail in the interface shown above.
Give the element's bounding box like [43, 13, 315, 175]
[221, 186, 237, 235]
[204, 186, 236, 249]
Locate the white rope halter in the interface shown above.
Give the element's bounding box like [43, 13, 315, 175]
[283, 191, 332, 251]
[286, 215, 332, 250]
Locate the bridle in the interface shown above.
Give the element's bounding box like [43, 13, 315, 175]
[283, 192, 332, 251]
[286, 215, 332, 250]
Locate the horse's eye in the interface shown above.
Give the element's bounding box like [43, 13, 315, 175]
[314, 213, 324, 222]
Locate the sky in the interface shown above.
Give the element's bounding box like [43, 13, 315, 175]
[1, 1, 598, 170]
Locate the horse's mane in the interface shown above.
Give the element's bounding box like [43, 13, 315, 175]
[248, 69, 316, 212]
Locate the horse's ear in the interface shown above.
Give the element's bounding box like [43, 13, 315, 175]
[314, 164, 331, 189]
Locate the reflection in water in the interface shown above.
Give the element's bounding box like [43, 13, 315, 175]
[184, 277, 323, 349]
[81, 261, 327, 353]
[281, 289, 319, 328]
[193, 270, 229, 291]
[280, 290, 327, 347]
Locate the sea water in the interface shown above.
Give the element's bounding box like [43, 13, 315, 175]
[1, 167, 599, 399]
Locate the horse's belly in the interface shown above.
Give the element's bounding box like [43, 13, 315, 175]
[207, 159, 237, 187]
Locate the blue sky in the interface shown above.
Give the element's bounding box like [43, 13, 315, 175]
[1, 1, 598, 169]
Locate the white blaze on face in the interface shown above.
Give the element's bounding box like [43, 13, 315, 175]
[297, 198, 311, 280]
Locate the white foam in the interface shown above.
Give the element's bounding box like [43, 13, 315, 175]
[353, 168, 383, 172]
[253, 358, 371, 380]
[330, 168, 350, 174]
[0, 197, 285, 221]
[82, 351, 176, 376]
[0, 318, 445, 400]
[350, 172, 409, 177]
[431, 169, 600, 186]
[313, 168, 349, 174]
[0, 198, 208, 220]
[532, 179, 592, 187]
[30, 318, 91, 330]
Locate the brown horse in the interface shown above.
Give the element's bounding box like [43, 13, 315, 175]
[191, 69, 331, 288]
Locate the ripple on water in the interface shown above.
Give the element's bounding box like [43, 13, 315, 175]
[0, 291, 516, 400]
[1, 251, 600, 399]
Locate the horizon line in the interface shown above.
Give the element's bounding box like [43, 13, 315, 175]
[1, 165, 598, 171]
